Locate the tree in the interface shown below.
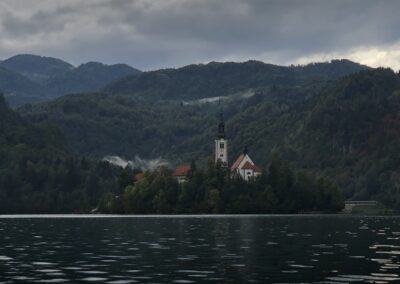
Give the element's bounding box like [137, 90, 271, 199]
[207, 189, 221, 213]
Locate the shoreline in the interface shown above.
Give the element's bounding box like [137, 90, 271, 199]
[0, 213, 399, 218]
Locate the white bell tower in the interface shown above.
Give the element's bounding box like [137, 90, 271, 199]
[215, 112, 228, 165]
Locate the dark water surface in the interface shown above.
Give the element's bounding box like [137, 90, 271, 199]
[0, 215, 399, 283]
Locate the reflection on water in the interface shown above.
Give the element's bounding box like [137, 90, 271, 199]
[0, 215, 399, 283]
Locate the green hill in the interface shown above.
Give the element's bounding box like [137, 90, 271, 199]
[0, 54, 74, 84]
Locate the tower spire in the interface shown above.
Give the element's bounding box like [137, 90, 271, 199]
[217, 99, 225, 139]
[217, 114, 225, 139]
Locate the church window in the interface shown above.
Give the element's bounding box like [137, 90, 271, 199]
[220, 143, 224, 149]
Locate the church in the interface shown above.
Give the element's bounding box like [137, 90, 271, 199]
[215, 112, 261, 181]
[173, 111, 261, 182]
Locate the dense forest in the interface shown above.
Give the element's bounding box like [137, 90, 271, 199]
[0, 94, 125, 213]
[284, 68, 400, 208]
[0, 91, 343, 214]
[19, 62, 400, 210]
[99, 159, 344, 214]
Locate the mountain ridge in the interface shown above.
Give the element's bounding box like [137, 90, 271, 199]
[0, 54, 141, 106]
[104, 59, 369, 100]
[1, 54, 74, 84]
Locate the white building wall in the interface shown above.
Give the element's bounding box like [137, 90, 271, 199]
[176, 176, 187, 184]
[235, 154, 259, 180]
[239, 169, 255, 181]
[215, 139, 228, 164]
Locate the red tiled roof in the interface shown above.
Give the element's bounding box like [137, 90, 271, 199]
[241, 161, 262, 172]
[230, 154, 245, 170]
[173, 164, 191, 176]
[134, 173, 144, 182]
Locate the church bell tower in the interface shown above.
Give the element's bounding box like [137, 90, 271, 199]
[215, 111, 228, 165]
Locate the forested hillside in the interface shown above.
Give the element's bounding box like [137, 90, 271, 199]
[20, 60, 364, 162]
[20, 59, 367, 161]
[19, 83, 316, 161]
[19, 65, 400, 209]
[0, 94, 124, 213]
[105, 59, 367, 100]
[285, 68, 400, 207]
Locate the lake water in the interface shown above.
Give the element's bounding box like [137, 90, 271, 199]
[0, 215, 399, 283]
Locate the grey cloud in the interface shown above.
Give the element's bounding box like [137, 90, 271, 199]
[0, 0, 400, 70]
[2, 10, 67, 36]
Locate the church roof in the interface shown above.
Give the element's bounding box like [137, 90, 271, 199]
[230, 154, 245, 170]
[241, 161, 262, 172]
[173, 164, 191, 177]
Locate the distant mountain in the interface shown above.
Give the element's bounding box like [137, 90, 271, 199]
[0, 65, 45, 105]
[0, 56, 365, 106]
[0, 54, 74, 84]
[105, 59, 369, 100]
[46, 62, 141, 97]
[0, 54, 141, 106]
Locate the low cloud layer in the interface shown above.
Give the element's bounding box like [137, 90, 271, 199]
[1, 0, 400, 70]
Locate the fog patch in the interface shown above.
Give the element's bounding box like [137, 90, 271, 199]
[182, 89, 255, 106]
[102, 155, 169, 171]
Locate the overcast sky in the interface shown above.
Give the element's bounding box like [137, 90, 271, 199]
[1, 0, 400, 71]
